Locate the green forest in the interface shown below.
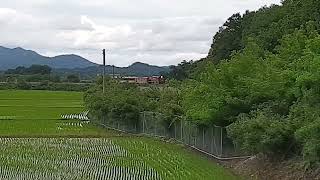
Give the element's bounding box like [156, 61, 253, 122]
[85, 0, 320, 168]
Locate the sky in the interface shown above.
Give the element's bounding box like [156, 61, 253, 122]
[0, 0, 281, 67]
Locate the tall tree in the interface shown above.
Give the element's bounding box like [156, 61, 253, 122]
[208, 13, 243, 62]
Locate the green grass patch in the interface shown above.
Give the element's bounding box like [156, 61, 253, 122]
[0, 90, 109, 137]
[0, 90, 239, 179]
[0, 138, 237, 180]
[115, 137, 238, 180]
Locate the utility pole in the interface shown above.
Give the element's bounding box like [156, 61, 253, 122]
[112, 65, 115, 78]
[102, 49, 106, 93]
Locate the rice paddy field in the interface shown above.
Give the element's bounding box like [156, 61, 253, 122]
[0, 90, 238, 179]
[0, 90, 108, 137]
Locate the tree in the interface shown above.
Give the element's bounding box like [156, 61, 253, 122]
[50, 75, 61, 83]
[166, 60, 195, 81]
[207, 0, 320, 63]
[5, 65, 52, 75]
[66, 74, 80, 83]
[84, 79, 145, 126]
[27, 65, 51, 75]
[208, 13, 243, 62]
[16, 79, 31, 90]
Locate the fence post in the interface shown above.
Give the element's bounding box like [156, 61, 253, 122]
[174, 121, 177, 139]
[220, 127, 223, 157]
[194, 128, 197, 147]
[213, 126, 219, 155]
[135, 122, 137, 133]
[163, 114, 166, 137]
[211, 126, 214, 154]
[180, 119, 183, 142]
[154, 113, 157, 135]
[142, 112, 145, 134]
[202, 128, 205, 149]
[189, 124, 191, 145]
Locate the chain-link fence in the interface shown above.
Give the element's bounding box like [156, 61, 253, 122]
[95, 111, 248, 159]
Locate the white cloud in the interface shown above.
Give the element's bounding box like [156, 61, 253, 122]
[0, 8, 36, 29]
[0, 0, 281, 66]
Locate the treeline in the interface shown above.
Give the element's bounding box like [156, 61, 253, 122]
[84, 77, 182, 127]
[85, 0, 320, 167]
[208, 0, 320, 63]
[2, 64, 82, 83]
[5, 65, 52, 75]
[0, 65, 91, 91]
[184, 28, 320, 165]
[181, 0, 320, 166]
[0, 81, 91, 92]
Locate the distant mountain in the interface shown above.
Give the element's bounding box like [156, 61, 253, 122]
[54, 62, 170, 78]
[121, 62, 169, 76]
[0, 46, 97, 70]
[0, 46, 170, 77]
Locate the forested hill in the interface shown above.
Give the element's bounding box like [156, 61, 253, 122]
[169, 0, 320, 79]
[0, 47, 169, 76]
[207, 0, 320, 63]
[166, 0, 320, 171]
[55, 62, 169, 77]
[0, 46, 97, 70]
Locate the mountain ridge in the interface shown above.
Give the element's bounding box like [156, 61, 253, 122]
[0, 46, 97, 70]
[0, 46, 170, 76]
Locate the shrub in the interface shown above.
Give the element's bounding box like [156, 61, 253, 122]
[228, 109, 293, 155]
[16, 80, 31, 90]
[296, 120, 320, 166]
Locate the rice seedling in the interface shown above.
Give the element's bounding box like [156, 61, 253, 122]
[0, 90, 238, 179]
[0, 138, 237, 180]
[0, 90, 108, 137]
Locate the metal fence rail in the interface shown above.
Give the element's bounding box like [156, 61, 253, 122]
[96, 111, 250, 159]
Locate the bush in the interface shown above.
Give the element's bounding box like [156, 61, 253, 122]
[16, 80, 31, 90]
[84, 77, 184, 130]
[66, 74, 80, 83]
[296, 120, 320, 166]
[228, 109, 293, 155]
[84, 79, 145, 125]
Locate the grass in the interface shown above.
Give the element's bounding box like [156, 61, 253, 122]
[0, 138, 237, 180]
[0, 90, 239, 179]
[116, 137, 238, 180]
[0, 90, 111, 137]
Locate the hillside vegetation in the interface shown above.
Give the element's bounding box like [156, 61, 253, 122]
[183, 0, 320, 167]
[86, 0, 320, 169]
[0, 46, 96, 70]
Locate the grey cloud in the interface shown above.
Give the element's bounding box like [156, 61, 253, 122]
[0, 0, 281, 66]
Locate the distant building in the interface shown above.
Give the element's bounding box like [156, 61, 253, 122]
[146, 76, 165, 84]
[136, 77, 149, 84]
[119, 76, 137, 84]
[115, 76, 165, 85]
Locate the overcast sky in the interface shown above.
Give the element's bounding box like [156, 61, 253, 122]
[0, 0, 281, 67]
